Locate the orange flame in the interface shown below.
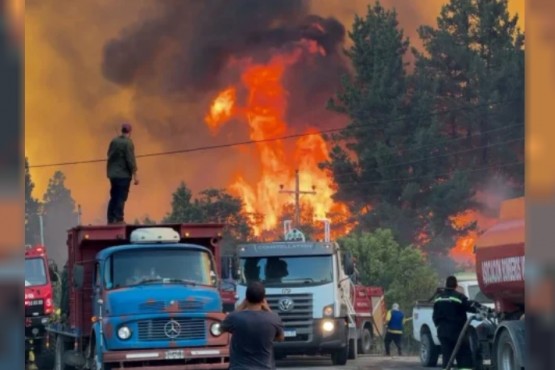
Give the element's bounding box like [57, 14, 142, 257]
[204, 87, 236, 133]
[450, 210, 498, 265]
[205, 42, 349, 238]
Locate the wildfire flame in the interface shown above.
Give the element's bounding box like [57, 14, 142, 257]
[450, 210, 498, 265]
[204, 41, 348, 238]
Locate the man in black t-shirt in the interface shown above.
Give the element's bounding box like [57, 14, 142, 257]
[222, 282, 284, 370]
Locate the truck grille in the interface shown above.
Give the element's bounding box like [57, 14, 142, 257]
[25, 300, 44, 317]
[137, 318, 205, 341]
[138, 300, 204, 312]
[266, 293, 313, 342]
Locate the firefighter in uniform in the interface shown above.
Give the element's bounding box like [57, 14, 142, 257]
[432, 275, 477, 370]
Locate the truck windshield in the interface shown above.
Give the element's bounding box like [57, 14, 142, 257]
[109, 248, 216, 289]
[25, 258, 47, 287]
[467, 284, 494, 304]
[239, 255, 333, 287]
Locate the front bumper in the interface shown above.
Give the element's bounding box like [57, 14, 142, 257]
[25, 315, 50, 339]
[103, 346, 229, 370]
[275, 318, 348, 356]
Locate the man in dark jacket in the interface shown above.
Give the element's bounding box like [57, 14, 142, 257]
[106, 123, 138, 224]
[433, 276, 477, 370]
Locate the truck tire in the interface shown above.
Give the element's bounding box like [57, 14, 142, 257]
[348, 338, 358, 359]
[331, 345, 349, 366]
[90, 343, 112, 370]
[35, 338, 55, 370]
[358, 327, 372, 354]
[469, 330, 484, 370]
[495, 330, 518, 370]
[420, 331, 440, 367]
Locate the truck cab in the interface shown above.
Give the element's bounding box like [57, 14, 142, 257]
[25, 244, 58, 368]
[49, 224, 230, 370]
[235, 228, 368, 366]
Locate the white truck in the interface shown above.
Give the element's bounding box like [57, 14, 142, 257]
[412, 273, 494, 367]
[235, 228, 386, 366]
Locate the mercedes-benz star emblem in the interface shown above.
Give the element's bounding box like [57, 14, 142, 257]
[164, 320, 181, 339]
[278, 297, 294, 312]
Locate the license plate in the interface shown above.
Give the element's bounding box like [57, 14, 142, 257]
[165, 350, 185, 360]
[284, 330, 296, 337]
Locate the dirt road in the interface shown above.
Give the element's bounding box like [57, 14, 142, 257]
[277, 355, 426, 370]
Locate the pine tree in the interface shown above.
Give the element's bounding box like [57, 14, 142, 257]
[25, 158, 41, 245]
[42, 171, 78, 266]
[325, 0, 476, 255]
[415, 0, 524, 199]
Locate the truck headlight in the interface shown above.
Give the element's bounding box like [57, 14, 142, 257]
[210, 322, 222, 337]
[323, 304, 334, 317]
[322, 320, 335, 333]
[117, 326, 132, 340]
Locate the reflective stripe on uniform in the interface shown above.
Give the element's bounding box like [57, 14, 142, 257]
[387, 329, 403, 334]
[434, 296, 462, 304]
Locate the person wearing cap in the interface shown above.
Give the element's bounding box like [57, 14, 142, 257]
[384, 302, 407, 357]
[432, 275, 478, 369]
[106, 123, 139, 224]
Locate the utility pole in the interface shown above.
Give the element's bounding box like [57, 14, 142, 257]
[279, 170, 316, 228]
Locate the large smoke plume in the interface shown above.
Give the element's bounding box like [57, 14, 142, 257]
[101, 0, 348, 138]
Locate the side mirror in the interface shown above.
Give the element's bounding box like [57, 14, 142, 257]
[49, 267, 59, 283]
[343, 251, 355, 276]
[73, 264, 84, 289]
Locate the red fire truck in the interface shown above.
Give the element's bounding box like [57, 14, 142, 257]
[25, 244, 57, 368]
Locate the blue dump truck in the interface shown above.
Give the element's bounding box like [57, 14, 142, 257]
[46, 223, 230, 370]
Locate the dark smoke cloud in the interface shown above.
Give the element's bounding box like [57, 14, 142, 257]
[102, 0, 348, 104]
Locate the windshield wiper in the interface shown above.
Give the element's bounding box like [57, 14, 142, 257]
[163, 278, 198, 286]
[130, 278, 164, 286]
[283, 278, 315, 284]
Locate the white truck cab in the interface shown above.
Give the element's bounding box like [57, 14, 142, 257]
[235, 229, 358, 366]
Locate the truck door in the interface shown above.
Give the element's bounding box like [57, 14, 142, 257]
[92, 262, 101, 320]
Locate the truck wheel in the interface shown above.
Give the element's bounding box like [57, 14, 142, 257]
[348, 338, 358, 359]
[469, 331, 484, 370]
[54, 336, 74, 370]
[420, 332, 440, 367]
[90, 344, 112, 370]
[495, 330, 517, 370]
[35, 339, 55, 370]
[358, 327, 372, 354]
[331, 345, 349, 366]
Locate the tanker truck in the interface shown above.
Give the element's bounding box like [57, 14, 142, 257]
[472, 196, 525, 370]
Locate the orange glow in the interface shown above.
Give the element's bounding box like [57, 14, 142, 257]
[205, 43, 350, 238]
[450, 210, 498, 265]
[204, 87, 237, 133]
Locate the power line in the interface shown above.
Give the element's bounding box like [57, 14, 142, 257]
[338, 160, 524, 188]
[29, 99, 520, 169]
[332, 135, 524, 180]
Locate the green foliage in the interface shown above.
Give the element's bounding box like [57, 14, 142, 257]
[163, 182, 259, 254]
[25, 158, 41, 245]
[340, 229, 439, 313]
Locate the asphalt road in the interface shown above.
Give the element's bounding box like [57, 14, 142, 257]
[277, 355, 425, 370]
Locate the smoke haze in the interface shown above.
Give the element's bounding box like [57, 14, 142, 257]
[26, 0, 524, 227]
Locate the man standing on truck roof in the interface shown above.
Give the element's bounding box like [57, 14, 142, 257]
[432, 275, 477, 370]
[106, 123, 139, 224]
[222, 281, 284, 370]
[384, 303, 406, 357]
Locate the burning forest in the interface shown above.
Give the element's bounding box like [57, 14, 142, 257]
[26, 0, 525, 269]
